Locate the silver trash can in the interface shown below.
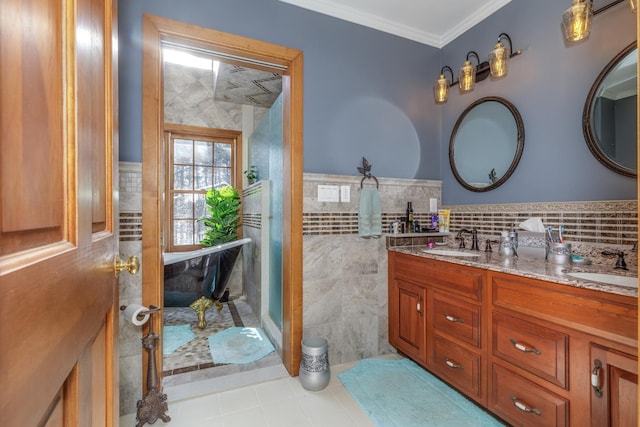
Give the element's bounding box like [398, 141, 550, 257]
[299, 336, 330, 391]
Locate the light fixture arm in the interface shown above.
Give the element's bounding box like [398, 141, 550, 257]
[440, 66, 454, 82]
[497, 33, 512, 56]
[496, 33, 523, 59]
[466, 51, 480, 66]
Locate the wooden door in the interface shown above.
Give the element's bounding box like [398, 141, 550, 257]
[0, 0, 119, 425]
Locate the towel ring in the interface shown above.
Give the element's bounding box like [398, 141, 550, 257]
[357, 157, 379, 188]
[360, 175, 379, 189]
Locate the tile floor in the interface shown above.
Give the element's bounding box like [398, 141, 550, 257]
[162, 297, 282, 391]
[122, 296, 393, 426]
[119, 356, 396, 427]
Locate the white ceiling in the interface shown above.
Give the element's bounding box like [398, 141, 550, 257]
[278, 0, 512, 48]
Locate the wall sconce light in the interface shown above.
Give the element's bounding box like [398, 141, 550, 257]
[488, 33, 513, 79]
[562, 0, 594, 42]
[433, 33, 523, 104]
[434, 66, 454, 104]
[459, 51, 480, 92]
[563, 0, 635, 43]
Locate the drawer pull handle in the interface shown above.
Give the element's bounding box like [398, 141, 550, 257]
[509, 338, 542, 355]
[444, 357, 463, 369]
[417, 296, 424, 317]
[444, 313, 464, 323]
[591, 359, 603, 398]
[510, 395, 542, 416]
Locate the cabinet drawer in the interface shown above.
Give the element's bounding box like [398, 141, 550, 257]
[490, 272, 637, 346]
[493, 312, 568, 389]
[433, 336, 481, 398]
[491, 363, 568, 427]
[393, 253, 482, 301]
[433, 293, 480, 348]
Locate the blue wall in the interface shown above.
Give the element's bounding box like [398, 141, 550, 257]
[118, 0, 441, 180]
[118, 0, 637, 205]
[439, 1, 636, 204]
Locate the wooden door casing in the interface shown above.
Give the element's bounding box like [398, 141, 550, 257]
[0, 0, 119, 425]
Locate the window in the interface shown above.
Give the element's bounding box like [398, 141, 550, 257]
[164, 124, 241, 251]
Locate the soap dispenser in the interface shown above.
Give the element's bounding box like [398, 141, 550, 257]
[499, 231, 514, 256]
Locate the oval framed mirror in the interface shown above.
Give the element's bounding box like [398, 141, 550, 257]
[583, 41, 637, 178]
[449, 96, 525, 192]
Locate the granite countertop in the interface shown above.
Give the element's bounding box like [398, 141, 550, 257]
[389, 245, 638, 299]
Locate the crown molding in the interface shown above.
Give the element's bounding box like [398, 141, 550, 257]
[279, 0, 511, 48]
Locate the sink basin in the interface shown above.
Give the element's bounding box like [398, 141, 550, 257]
[566, 272, 638, 288]
[421, 249, 480, 258]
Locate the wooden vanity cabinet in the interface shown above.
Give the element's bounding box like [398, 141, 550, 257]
[388, 251, 487, 403]
[489, 271, 637, 427]
[388, 251, 638, 427]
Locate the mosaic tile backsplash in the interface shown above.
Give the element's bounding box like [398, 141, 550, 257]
[445, 200, 637, 246]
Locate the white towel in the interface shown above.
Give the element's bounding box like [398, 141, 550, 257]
[358, 188, 382, 238]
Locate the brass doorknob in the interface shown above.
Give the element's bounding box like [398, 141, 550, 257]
[114, 255, 140, 278]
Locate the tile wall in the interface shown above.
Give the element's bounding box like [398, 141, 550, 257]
[118, 162, 144, 416]
[302, 173, 442, 365]
[118, 164, 637, 415]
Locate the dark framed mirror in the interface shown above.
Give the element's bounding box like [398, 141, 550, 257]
[449, 96, 525, 192]
[583, 41, 637, 178]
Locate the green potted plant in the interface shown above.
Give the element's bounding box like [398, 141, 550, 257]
[243, 166, 258, 185]
[199, 185, 240, 246]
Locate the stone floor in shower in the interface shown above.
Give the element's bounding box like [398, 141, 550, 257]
[162, 297, 282, 389]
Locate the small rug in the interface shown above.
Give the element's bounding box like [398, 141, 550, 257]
[163, 324, 196, 355]
[208, 327, 275, 364]
[338, 358, 505, 427]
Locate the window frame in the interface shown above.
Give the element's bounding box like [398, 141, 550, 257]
[163, 123, 242, 252]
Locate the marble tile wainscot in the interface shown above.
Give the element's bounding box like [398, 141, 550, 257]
[302, 173, 443, 365]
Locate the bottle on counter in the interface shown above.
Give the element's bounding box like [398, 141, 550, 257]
[406, 202, 414, 233]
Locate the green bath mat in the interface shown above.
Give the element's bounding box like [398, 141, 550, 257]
[208, 327, 275, 364]
[339, 358, 505, 427]
[163, 324, 196, 355]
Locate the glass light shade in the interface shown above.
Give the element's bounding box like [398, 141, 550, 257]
[433, 74, 450, 104]
[562, 0, 593, 42]
[488, 42, 509, 78]
[458, 60, 476, 92]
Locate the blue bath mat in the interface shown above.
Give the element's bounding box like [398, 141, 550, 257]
[208, 327, 275, 364]
[339, 358, 504, 427]
[163, 324, 196, 355]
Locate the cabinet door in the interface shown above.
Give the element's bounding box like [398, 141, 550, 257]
[393, 280, 427, 364]
[590, 345, 638, 427]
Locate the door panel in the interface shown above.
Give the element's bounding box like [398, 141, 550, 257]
[0, 0, 65, 255]
[0, 0, 118, 425]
